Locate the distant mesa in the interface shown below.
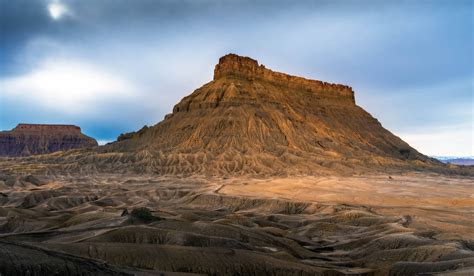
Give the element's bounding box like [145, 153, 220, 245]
[0, 124, 97, 157]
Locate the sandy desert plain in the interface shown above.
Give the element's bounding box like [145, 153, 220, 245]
[0, 54, 473, 275]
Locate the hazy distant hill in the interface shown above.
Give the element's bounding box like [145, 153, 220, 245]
[434, 156, 474, 166]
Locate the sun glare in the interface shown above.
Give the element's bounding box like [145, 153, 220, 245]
[48, 2, 67, 20]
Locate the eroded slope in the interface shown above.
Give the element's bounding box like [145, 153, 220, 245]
[2, 54, 456, 176]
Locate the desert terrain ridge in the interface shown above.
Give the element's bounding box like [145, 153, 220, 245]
[0, 54, 473, 275]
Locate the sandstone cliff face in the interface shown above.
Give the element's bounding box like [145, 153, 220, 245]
[0, 124, 98, 157]
[213, 54, 355, 105]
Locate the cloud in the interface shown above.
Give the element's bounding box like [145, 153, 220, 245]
[399, 125, 473, 157]
[96, 139, 113, 146]
[2, 59, 136, 115]
[355, 77, 473, 157]
[0, 0, 472, 155]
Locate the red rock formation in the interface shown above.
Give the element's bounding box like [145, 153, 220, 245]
[0, 124, 97, 157]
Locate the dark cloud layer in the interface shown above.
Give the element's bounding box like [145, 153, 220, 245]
[0, 0, 472, 155]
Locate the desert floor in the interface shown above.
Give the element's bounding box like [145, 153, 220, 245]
[0, 173, 473, 275]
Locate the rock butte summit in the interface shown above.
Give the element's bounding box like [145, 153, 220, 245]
[213, 54, 354, 101]
[11, 54, 449, 175]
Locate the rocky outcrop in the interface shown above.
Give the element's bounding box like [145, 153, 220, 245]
[0, 124, 97, 157]
[117, 125, 149, 142]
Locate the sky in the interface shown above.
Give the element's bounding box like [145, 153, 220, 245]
[0, 0, 472, 156]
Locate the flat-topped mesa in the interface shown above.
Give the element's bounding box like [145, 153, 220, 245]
[214, 54, 355, 103]
[0, 124, 97, 157]
[13, 124, 81, 134]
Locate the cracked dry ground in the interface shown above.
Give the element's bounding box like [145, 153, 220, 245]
[0, 173, 473, 275]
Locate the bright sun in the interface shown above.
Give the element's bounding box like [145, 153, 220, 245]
[48, 2, 67, 20]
